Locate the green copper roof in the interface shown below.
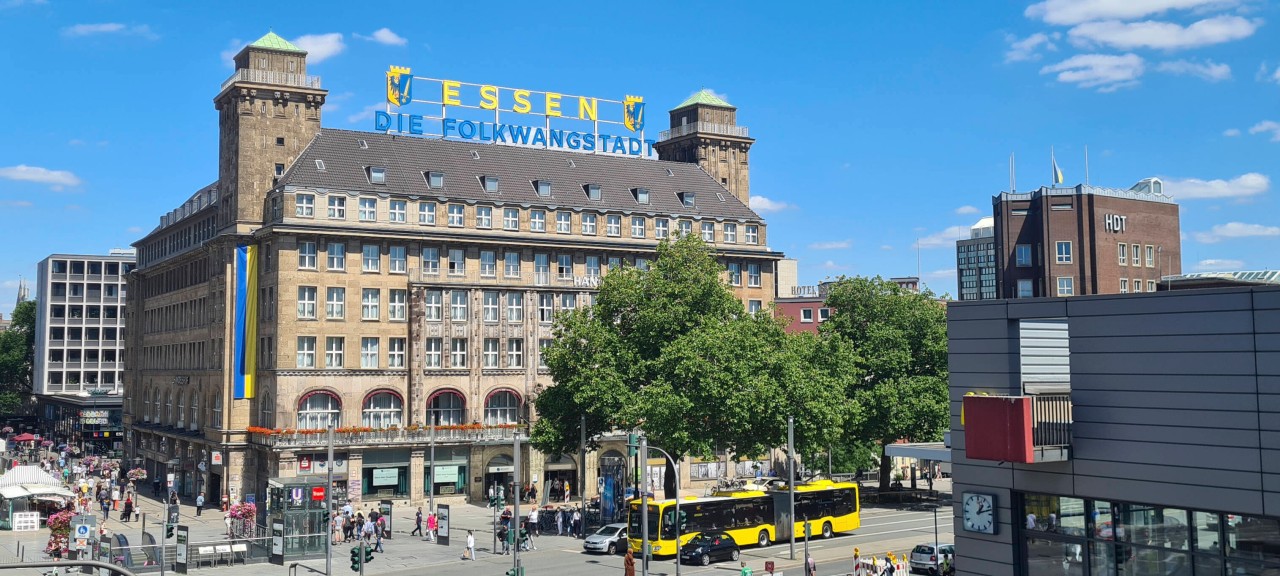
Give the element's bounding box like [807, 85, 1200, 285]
[249, 31, 306, 54]
[672, 89, 735, 111]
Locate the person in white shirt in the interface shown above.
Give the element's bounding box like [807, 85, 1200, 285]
[528, 508, 540, 537]
[463, 530, 475, 560]
[1026, 512, 1037, 530]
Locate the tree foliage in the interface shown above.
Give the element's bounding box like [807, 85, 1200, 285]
[532, 235, 854, 480]
[0, 300, 36, 393]
[820, 276, 949, 490]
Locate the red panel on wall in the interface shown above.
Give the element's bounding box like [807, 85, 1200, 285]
[963, 395, 1033, 463]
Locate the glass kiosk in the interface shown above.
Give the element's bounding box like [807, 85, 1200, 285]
[266, 478, 328, 556]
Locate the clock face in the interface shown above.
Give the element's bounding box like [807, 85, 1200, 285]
[962, 493, 996, 534]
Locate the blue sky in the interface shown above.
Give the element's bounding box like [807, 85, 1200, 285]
[2, 0, 1279, 315]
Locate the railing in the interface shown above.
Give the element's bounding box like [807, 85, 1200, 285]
[1032, 393, 1072, 447]
[221, 69, 322, 91]
[248, 425, 527, 450]
[658, 121, 750, 141]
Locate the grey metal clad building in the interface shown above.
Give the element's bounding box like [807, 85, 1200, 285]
[948, 286, 1280, 576]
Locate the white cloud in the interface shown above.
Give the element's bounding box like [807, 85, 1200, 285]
[68, 139, 85, 146]
[1223, 128, 1242, 137]
[1041, 53, 1145, 92]
[914, 225, 969, 249]
[1249, 120, 1280, 142]
[1068, 15, 1259, 51]
[1005, 32, 1059, 63]
[808, 240, 851, 250]
[63, 23, 157, 39]
[924, 268, 958, 282]
[125, 226, 143, 234]
[1156, 59, 1231, 81]
[820, 260, 847, 271]
[1194, 222, 1280, 243]
[687, 88, 730, 104]
[346, 103, 383, 125]
[2, 0, 49, 7]
[220, 38, 243, 68]
[356, 28, 407, 46]
[0, 165, 82, 189]
[1164, 173, 1269, 199]
[880, 245, 894, 251]
[750, 195, 792, 213]
[292, 33, 345, 64]
[1026, 0, 1240, 26]
[1195, 258, 1245, 271]
[955, 205, 981, 215]
[0, 200, 33, 208]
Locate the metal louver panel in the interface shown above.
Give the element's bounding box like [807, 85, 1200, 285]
[1019, 319, 1070, 394]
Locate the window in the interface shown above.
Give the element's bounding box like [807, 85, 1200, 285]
[448, 248, 466, 276]
[655, 218, 669, 239]
[424, 290, 445, 321]
[361, 288, 380, 320]
[728, 263, 742, 286]
[819, 308, 831, 322]
[1132, 280, 1143, 293]
[362, 244, 380, 272]
[585, 256, 601, 278]
[506, 339, 524, 368]
[556, 211, 571, 233]
[389, 200, 407, 223]
[745, 224, 759, 244]
[484, 390, 520, 425]
[506, 292, 524, 322]
[1132, 245, 1141, 267]
[534, 253, 550, 285]
[325, 287, 345, 319]
[534, 179, 552, 197]
[1146, 280, 1156, 292]
[581, 213, 597, 235]
[608, 256, 622, 270]
[1120, 278, 1129, 293]
[530, 210, 546, 232]
[1145, 245, 1155, 267]
[324, 337, 344, 368]
[698, 221, 714, 242]
[450, 290, 468, 321]
[606, 215, 621, 236]
[421, 247, 440, 276]
[389, 289, 406, 321]
[447, 204, 464, 227]
[481, 175, 499, 192]
[1017, 279, 1033, 298]
[429, 391, 464, 425]
[1056, 277, 1074, 296]
[677, 220, 693, 237]
[483, 338, 500, 368]
[419, 202, 436, 225]
[450, 338, 468, 368]
[388, 338, 406, 368]
[326, 242, 346, 270]
[635, 258, 649, 271]
[627, 216, 645, 238]
[632, 187, 650, 204]
[424, 338, 442, 368]
[1118, 243, 1128, 265]
[504, 252, 522, 277]
[748, 300, 762, 314]
[298, 241, 317, 269]
[389, 245, 407, 273]
[584, 183, 601, 201]
[327, 196, 346, 219]
[747, 263, 761, 287]
[1015, 244, 1032, 267]
[723, 223, 737, 243]
[480, 250, 497, 277]
[557, 254, 573, 280]
[504, 208, 520, 231]
[297, 286, 317, 319]
[801, 308, 814, 323]
[538, 294, 554, 323]
[560, 292, 577, 310]
[296, 194, 315, 217]
[362, 392, 401, 428]
[360, 337, 379, 368]
[298, 393, 340, 429]
[359, 198, 377, 221]
[296, 337, 316, 368]
[679, 192, 695, 207]
[483, 291, 499, 322]
[1055, 241, 1072, 264]
[539, 339, 552, 368]
[368, 167, 387, 185]
[424, 171, 444, 189]
[476, 206, 492, 228]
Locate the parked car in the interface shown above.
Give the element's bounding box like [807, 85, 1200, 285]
[583, 523, 628, 555]
[679, 531, 741, 566]
[909, 542, 954, 575]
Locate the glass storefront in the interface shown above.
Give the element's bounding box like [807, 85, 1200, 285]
[1021, 492, 1280, 575]
[362, 449, 410, 498]
[425, 446, 469, 496]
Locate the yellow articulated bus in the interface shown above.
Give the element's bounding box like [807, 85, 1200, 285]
[628, 480, 860, 556]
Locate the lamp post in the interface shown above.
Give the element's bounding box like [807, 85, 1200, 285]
[643, 443, 682, 576]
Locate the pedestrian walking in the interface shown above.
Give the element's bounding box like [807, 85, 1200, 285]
[427, 510, 437, 542]
[224, 511, 233, 538]
[121, 497, 133, 523]
[411, 507, 423, 536]
[739, 561, 753, 576]
[528, 507, 540, 536]
[196, 492, 205, 517]
[500, 525, 511, 554]
[111, 488, 120, 511]
[463, 530, 475, 560]
[806, 555, 816, 576]
[624, 549, 636, 576]
[100, 497, 110, 521]
[572, 509, 582, 538]
[373, 523, 384, 552]
[556, 508, 564, 535]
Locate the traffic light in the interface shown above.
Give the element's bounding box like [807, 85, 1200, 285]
[505, 567, 525, 576]
[349, 547, 361, 572]
[626, 434, 638, 456]
[363, 546, 374, 564]
[166, 525, 174, 539]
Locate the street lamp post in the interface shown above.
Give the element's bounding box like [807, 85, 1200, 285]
[643, 443, 682, 576]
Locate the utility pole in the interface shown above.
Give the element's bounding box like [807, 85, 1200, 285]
[787, 415, 796, 561]
[513, 433, 521, 575]
[429, 420, 436, 515]
[326, 426, 334, 576]
[579, 415, 586, 538]
[639, 435, 649, 576]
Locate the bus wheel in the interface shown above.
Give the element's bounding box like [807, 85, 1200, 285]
[758, 530, 770, 548]
[822, 522, 833, 539]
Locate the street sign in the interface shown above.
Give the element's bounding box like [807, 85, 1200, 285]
[311, 486, 325, 501]
[167, 473, 175, 489]
[211, 451, 223, 465]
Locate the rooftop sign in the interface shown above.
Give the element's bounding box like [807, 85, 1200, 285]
[375, 66, 655, 158]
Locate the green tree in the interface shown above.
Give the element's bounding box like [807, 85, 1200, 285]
[532, 235, 849, 494]
[820, 276, 949, 490]
[0, 300, 36, 393]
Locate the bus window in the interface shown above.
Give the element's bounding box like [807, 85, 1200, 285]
[628, 505, 660, 539]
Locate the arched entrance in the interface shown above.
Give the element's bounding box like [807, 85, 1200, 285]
[598, 450, 627, 523]
[542, 454, 577, 504]
[485, 454, 514, 503]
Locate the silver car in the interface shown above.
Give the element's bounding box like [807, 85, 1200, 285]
[909, 542, 954, 574]
[583, 523, 627, 555]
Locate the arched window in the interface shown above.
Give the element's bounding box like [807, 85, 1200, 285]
[190, 393, 200, 430]
[143, 389, 152, 422]
[258, 394, 274, 429]
[483, 390, 520, 426]
[298, 392, 341, 429]
[428, 391, 465, 426]
[212, 394, 223, 430]
[152, 390, 161, 423]
[165, 391, 173, 424]
[361, 391, 403, 428]
[177, 393, 186, 427]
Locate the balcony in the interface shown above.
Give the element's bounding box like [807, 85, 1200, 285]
[221, 69, 322, 91]
[962, 393, 1071, 464]
[658, 122, 750, 141]
[247, 425, 527, 451]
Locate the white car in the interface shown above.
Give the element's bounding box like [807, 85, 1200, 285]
[909, 542, 954, 575]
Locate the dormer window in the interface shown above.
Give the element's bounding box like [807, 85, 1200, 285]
[424, 171, 444, 189]
[368, 167, 387, 185]
[631, 187, 650, 204]
[481, 175, 500, 193]
[679, 192, 696, 208]
[585, 184, 601, 201]
[358, 139, 368, 149]
[534, 180, 552, 197]
[315, 159, 326, 171]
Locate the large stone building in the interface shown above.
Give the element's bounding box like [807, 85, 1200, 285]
[124, 33, 782, 513]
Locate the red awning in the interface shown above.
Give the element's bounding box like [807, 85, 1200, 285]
[11, 433, 37, 442]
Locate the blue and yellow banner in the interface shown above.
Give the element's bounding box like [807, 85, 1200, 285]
[233, 244, 258, 399]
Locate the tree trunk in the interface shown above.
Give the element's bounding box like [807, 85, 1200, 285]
[877, 445, 893, 492]
[664, 459, 677, 499]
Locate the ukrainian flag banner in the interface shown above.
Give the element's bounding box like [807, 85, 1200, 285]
[1052, 154, 1065, 185]
[233, 245, 259, 399]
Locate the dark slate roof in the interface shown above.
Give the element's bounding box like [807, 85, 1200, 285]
[280, 129, 763, 222]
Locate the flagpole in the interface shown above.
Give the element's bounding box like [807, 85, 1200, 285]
[1051, 146, 1055, 187]
[1010, 153, 1016, 193]
[1085, 145, 1090, 186]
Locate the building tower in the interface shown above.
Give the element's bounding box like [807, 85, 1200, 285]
[213, 31, 327, 232]
[654, 90, 755, 205]
[14, 278, 28, 308]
